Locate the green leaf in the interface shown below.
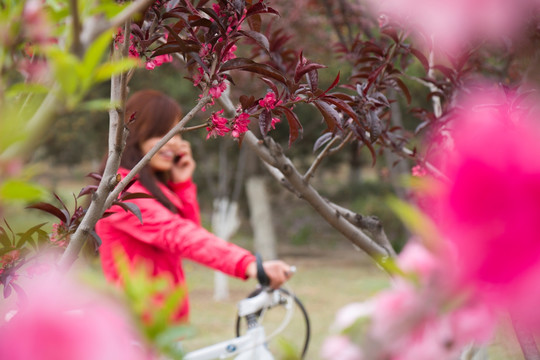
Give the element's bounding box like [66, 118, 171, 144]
[0, 180, 46, 202]
[94, 58, 139, 82]
[78, 99, 117, 112]
[386, 196, 440, 250]
[84, 30, 114, 76]
[47, 47, 80, 95]
[6, 83, 49, 97]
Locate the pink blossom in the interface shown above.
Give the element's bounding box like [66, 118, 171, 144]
[411, 164, 427, 177]
[18, 58, 50, 83]
[321, 335, 364, 360]
[145, 54, 172, 70]
[23, 0, 53, 45]
[258, 92, 282, 110]
[425, 85, 540, 328]
[49, 222, 69, 248]
[199, 43, 212, 58]
[222, 44, 237, 62]
[114, 30, 140, 59]
[208, 81, 228, 99]
[367, 0, 540, 55]
[397, 240, 440, 283]
[193, 66, 205, 86]
[0, 272, 147, 360]
[370, 282, 424, 341]
[331, 302, 374, 332]
[270, 117, 281, 129]
[231, 113, 251, 138]
[206, 110, 230, 139]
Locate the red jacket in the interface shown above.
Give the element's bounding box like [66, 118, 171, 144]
[96, 168, 255, 322]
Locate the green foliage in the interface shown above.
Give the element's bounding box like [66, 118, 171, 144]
[276, 336, 302, 360]
[114, 250, 194, 359]
[0, 179, 47, 202]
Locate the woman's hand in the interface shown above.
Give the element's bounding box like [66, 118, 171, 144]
[171, 138, 196, 183]
[245, 260, 294, 289]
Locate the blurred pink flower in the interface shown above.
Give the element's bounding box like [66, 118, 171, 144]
[321, 335, 364, 360]
[367, 0, 540, 55]
[331, 301, 374, 332]
[145, 54, 172, 70]
[397, 240, 441, 284]
[428, 85, 540, 327]
[0, 272, 148, 360]
[411, 164, 426, 177]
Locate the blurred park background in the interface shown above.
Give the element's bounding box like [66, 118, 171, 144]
[2, 0, 534, 357]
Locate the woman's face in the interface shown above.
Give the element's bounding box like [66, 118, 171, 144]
[140, 133, 183, 172]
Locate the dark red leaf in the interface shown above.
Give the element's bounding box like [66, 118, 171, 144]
[239, 95, 255, 110]
[294, 62, 326, 83]
[113, 201, 143, 224]
[322, 96, 358, 121]
[393, 78, 412, 104]
[78, 185, 98, 198]
[313, 133, 334, 152]
[26, 203, 68, 223]
[239, 30, 270, 54]
[259, 109, 272, 135]
[260, 77, 279, 98]
[314, 100, 341, 133]
[319, 72, 340, 97]
[86, 172, 102, 181]
[247, 13, 262, 32]
[199, 7, 226, 33]
[221, 58, 287, 85]
[278, 106, 303, 146]
[120, 192, 154, 201]
[432, 65, 455, 79]
[410, 48, 429, 72]
[307, 70, 319, 91]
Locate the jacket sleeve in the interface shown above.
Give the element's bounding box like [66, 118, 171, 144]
[105, 195, 255, 279]
[168, 179, 201, 226]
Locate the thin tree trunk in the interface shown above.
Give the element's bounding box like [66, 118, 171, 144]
[246, 176, 277, 260]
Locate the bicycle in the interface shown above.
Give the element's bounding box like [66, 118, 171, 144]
[183, 254, 310, 360]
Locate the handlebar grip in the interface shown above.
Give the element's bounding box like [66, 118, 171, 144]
[255, 253, 270, 287]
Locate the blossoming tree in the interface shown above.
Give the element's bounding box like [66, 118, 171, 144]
[2, 0, 540, 359]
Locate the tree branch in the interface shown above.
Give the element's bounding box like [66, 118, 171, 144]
[103, 94, 212, 211]
[304, 134, 340, 182]
[80, 0, 155, 49]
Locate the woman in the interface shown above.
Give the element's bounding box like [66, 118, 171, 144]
[96, 89, 292, 322]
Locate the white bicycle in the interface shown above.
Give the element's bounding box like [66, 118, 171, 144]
[183, 254, 310, 360]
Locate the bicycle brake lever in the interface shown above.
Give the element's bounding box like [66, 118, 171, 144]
[255, 253, 270, 287]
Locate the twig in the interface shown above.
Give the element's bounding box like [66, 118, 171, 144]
[69, 0, 83, 57]
[103, 94, 212, 210]
[80, 0, 155, 49]
[304, 134, 340, 183]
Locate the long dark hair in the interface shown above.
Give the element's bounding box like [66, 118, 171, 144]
[120, 89, 182, 213]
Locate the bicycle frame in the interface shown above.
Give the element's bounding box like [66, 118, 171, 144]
[183, 289, 293, 360]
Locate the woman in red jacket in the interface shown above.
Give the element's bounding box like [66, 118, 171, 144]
[96, 89, 292, 322]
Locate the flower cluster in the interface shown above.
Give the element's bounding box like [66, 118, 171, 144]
[0, 270, 148, 360]
[114, 29, 172, 70]
[206, 111, 252, 139]
[322, 242, 495, 360]
[323, 84, 540, 358]
[49, 222, 70, 248]
[0, 250, 20, 277]
[258, 92, 283, 110]
[368, 0, 540, 55]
